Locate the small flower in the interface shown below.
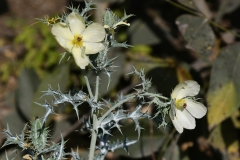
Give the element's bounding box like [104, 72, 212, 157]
[169, 80, 207, 133]
[51, 12, 106, 69]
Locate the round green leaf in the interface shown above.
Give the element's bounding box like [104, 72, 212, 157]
[176, 15, 215, 61]
[15, 68, 40, 119]
[128, 19, 161, 45]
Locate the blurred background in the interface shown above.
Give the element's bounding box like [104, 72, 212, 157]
[0, 0, 239, 159]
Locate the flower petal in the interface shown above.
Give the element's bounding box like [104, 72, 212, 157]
[176, 80, 200, 99]
[176, 109, 195, 129]
[60, 39, 73, 52]
[54, 37, 74, 53]
[67, 12, 85, 35]
[169, 101, 176, 118]
[72, 47, 89, 69]
[51, 22, 73, 40]
[82, 23, 105, 42]
[171, 81, 187, 99]
[83, 42, 105, 54]
[54, 36, 66, 48]
[170, 106, 183, 133]
[171, 117, 184, 133]
[185, 99, 207, 119]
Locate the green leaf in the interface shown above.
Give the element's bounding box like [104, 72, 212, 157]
[2, 112, 25, 135]
[15, 68, 40, 119]
[31, 64, 69, 120]
[128, 19, 161, 45]
[216, 0, 240, 22]
[163, 140, 180, 160]
[208, 118, 239, 155]
[207, 43, 240, 128]
[176, 15, 215, 61]
[2, 69, 39, 135]
[0, 148, 22, 159]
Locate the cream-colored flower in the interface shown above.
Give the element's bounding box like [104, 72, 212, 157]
[51, 12, 105, 69]
[169, 80, 207, 133]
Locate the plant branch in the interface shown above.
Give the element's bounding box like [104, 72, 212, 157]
[94, 76, 100, 102]
[88, 114, 98, 160]
[143, 92, 169, 100]
[97, 94, 136, 124]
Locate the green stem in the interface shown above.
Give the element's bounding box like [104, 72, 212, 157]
[166, 0, 202, 17]
[94, 76, 100, 102]
[88, 114, 98, 160]
[166, 0, 240, 38]
[84, 75, 93, 99]
[143, 93, 169, 100]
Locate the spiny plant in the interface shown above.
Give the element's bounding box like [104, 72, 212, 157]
[1, 1, 207, 160]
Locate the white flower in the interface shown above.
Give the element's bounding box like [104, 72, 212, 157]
[169, 80, 207, 133]
[51, 12, 106, 69]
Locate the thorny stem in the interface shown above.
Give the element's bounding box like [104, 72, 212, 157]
[144, 93, 169, 100]
[89, 114, 98, 160]
[88, 90, 167, 158]
[83, 71, 99, 159]
[88, 94, 136, 159]
[94, 76, 100, 102]
[103, 34, 109, 60]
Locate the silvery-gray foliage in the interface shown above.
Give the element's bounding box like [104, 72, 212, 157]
[96, 136, 137, 160]
[2, 1, 171, 160]
[2, 119, 78, 160]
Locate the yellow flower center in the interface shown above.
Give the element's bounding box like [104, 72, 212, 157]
[175, 99, 187, 109]
[72, 34, 83, 47]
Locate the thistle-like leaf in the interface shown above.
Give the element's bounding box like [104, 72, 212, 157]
[59, 52, 67, 64]
[70, 148, 82, 160]
[35, 100, 57, 124]
[128, 104, 150, 139]
[81, 118, 92, 133]
[41, 86, 103, 119]
[1, 124, 24, 148]
[81, 0, 96, 17]
[56, 134, 67, 160]
[103, 9, 133, 29]
[110, 40, 132, 48]
[96, 137, 137, 160]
